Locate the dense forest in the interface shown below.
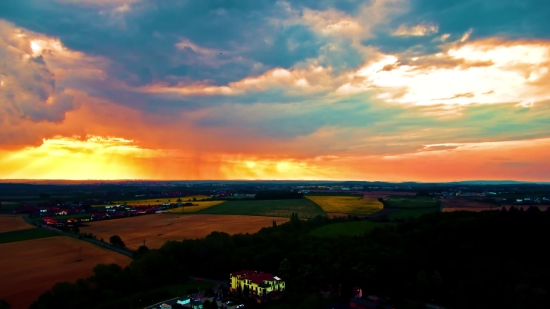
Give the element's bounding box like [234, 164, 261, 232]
[28, 207, 550, 309]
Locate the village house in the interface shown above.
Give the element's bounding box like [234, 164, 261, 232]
[229, 270, 285, 301]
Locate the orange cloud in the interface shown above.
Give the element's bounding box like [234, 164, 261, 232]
[139, 64, 339, 97]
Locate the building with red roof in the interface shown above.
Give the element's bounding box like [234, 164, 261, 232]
[43, 217, 59, 225]
[91, 213, 109, 220]
[229, 270, 285, 301]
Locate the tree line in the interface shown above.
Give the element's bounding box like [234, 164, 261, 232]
[254, 191, 304, 200]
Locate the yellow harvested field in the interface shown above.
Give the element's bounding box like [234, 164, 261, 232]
[306, 195, 383, 215]
[0, 237, 132, 309]
[0, 215, 34, 233]
[80, 214, 289, 250]
[93, 195, 213, 206]
[166, 200, 226, 213]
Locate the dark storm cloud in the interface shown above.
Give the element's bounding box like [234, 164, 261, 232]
[0, 0, 325, 87]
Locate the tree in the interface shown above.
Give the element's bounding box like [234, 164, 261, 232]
[210, 299, 219, 309]
[279, 258, 291, 279]
[273, 220, 277, 227]
[432, 271, 443, 287]
[134, 245, 150, 259]
[236, 284, 241, 297]
[243, 285, 249, 298]
[0, 299, 11, 309]
[416, 190, 431, 197]
[109, 235, 125, 247]
[290, 213, 301, 228]
[193, 197, 197, 201]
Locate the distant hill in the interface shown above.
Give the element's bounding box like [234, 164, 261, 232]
[448, 180, 526, 185]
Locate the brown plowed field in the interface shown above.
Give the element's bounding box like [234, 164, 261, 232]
[442, 207, 495, 212]
[363, 191, 417, 196]
[360, 194, 388, 200]
[0, 237, 131, 309]
[441, 199, 495, 208]
[442, 199, 550, 212]
[0, 215, 34, 233]
[80, 214, 289, 250]
[502, 205, 550, 211]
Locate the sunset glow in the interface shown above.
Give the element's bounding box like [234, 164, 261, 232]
[1, 1, 550, 181]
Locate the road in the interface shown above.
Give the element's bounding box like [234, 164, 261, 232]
[23, 215, 134, 257]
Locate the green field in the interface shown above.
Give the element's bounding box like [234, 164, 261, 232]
[389, 208, 440, 220]
[383, 197, 440, 220]
[309, 221, 395, 237]
[197, 199, 327, 218]
[0, 228, 59, 244]
[0, 202, 20, 213]
[305, 195, 383, 214]
[166, 201, 226, 214]
[385, 196, 439, 209]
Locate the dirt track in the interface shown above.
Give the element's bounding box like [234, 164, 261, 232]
[0, 237, 132, 309]
[80, 214, 289, 250]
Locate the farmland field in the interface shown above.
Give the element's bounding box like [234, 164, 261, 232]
[80, 214, 289, 250]
[93, 195, 213, 207]
[197, 199, 327, 218]
[441, 198, 496, 213]
[309, 221, 395, 237]
[366, 191, 417, 196]
[29, 213, 94, 222]
[306, 195, 383, 215]
[442, 205, 550, 212]
[0, 215, 33, 232]
[389, 208, 440, 220]
[305, 192, 362, 196]
[0, 202, 20, 213]
[441, 198, 496, 208]
[0, 228, 59, 244]
[385, 196, 439, 209]
[166, 200, 226, 213]
[0, 237, 132, 309]
[382, 196, 441, 220]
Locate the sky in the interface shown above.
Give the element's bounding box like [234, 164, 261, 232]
[1, 0, 550, 182]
